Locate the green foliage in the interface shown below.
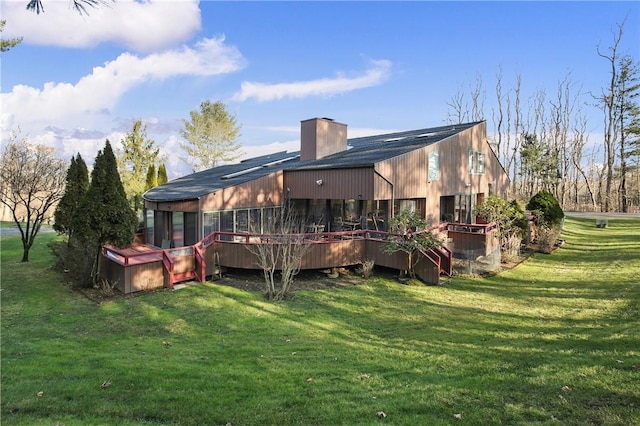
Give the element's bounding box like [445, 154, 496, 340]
[179, 100, 243, 172]
[53, 154, 89, 239]
[74, 140, 137, 285]
[0, 19, 23, 52]
[526, 190, 564, 226]
[116, 120, 161, 214]
[144, 163, 157, 191]
[382, 209, 442, 278]
[475, 195, 528, 248]
[157, 163, 168, 185]
[519, 133, 559, 199]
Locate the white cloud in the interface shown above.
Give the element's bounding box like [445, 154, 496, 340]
[1, 36, 245, 132]
[231, 59, 392, 102]
[0, 0, 202, 51]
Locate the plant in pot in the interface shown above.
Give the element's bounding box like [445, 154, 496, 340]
[381, 209, 443, 282]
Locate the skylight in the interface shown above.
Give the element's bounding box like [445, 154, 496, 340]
[221, 155, 300, 179]
[221, 166, 263, 180]
[261, 155, 300, 167]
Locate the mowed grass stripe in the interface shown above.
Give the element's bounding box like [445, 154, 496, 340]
[1, 217, 638, 425]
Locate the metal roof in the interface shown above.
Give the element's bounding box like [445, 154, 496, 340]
[143, 121, 481, 202]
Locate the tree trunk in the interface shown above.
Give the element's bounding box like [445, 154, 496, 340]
[21, 247, 30, 262]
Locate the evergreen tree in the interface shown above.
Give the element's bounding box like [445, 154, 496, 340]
[145, 164, 157, 191]
[116, 120, 161, 215]
[179, 100, 243, 172]
[74, 140, 138, 286]
[53, 153, 89, 241]
[157, 163, 168, 185]
[526, 190, 564, 227]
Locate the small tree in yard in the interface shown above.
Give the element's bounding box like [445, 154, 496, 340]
[54, 154, 89, 242]
[73, 140, 138, 287]
[526, 190, 564, 254]
[526, 190, 564, 227]
[475, 195, 528, 258]
[0, 135, 67, 262]
[382, 209, 443, 279]
[245, 208, 311, 301]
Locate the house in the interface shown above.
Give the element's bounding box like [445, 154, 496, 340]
[102, 118, 508, 293]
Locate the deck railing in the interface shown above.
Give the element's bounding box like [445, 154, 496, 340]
[103, 223, 496, 291]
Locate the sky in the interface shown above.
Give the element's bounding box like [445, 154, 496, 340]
[1, 1, 639, 180]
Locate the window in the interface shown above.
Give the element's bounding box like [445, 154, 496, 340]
[145, 209, 154, 246]
[236, 210, 249, 233]
[203, 212, 220, 237]
[469, 150, 486, 175]
[172, 212, 184, 248]
[428, 150, 439, 181]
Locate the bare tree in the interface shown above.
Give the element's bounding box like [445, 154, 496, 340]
[596, 20, 627, 212]
[0, 132, 67, 262]
[245, 208, 312, 301]
[446, 89, 468, 124]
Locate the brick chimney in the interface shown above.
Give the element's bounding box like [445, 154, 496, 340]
[300, 117, 347, 161]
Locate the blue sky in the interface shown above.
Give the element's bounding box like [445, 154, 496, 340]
[2, 1, 639, 179]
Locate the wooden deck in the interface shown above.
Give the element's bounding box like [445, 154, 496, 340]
[102, 225, 494, 294]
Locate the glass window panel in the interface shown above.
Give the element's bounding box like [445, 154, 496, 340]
[428, 151, 439, 181]
[203, 212, 220, 237]
[172, 212, 184, 247]
[236, 210, 249, 233]
[145, 209, 154, 246]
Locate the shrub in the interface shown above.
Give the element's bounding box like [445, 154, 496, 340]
[475, 195, 528, 254]
[536, 225, 561, 254]
[526, 191, 564, 226]
[382, 209, 442, 279]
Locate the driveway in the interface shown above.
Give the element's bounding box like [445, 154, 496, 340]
[565, 212, 640, 219]
[0, 226, 56, 236]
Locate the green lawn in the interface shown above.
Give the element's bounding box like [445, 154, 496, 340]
[1, 217, 639, 425]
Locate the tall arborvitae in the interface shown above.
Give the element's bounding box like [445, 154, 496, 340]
[74, 140, 138, 285]
[145, 164, 157, 191]
[54, 154, 89, 241]
[157, 163, 168, 185]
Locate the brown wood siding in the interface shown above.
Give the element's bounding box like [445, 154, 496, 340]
[433, 122, 509, 209]
[200, 172, 283, 211]
[447, 229, 499, 257]
[146, 199, 199, 213]
[101, 256, 164, 293]
[286, 168, 375, 200]
[103, 234, 462, 293]
[414, 257, 440, 283]
[375, 148, 428, 200]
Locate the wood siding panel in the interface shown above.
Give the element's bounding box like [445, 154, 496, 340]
[101, 256, 164, 293]
[433, 123, 509, 208]
[376, 148, 428, 200]
[286, 168, 374, 200]
[105, 234, 459, 293]
[200, 172, 283, 211]
[447, 229, 499, 257]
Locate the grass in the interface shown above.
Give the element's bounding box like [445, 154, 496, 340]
[1, 217, 639, 425]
